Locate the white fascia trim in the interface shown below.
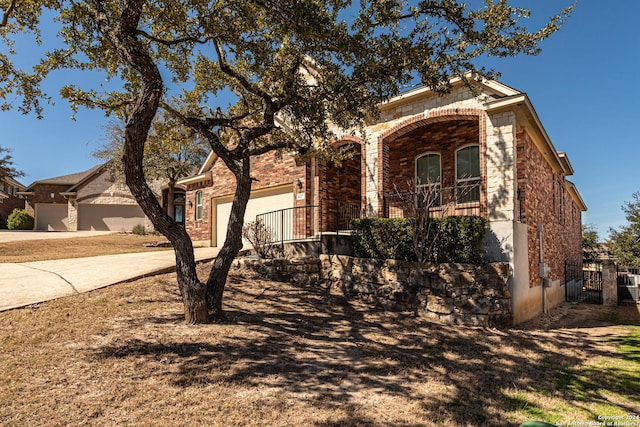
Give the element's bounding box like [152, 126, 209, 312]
[485, 93, 565, 175]
[197, 152, 218, 175]
[381, 73, 521, 110]
[177, 171, 212, 186]
[566, 180, 587, 212]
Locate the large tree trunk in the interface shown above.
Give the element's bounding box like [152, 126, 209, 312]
[90, 0, 209, 323]
[171, 229, 208, 324]
[206, 157, 252, 318]
[123, 135, 209, 324]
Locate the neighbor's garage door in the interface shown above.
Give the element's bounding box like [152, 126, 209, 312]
[212, 185, 293, 247]
[35, 203, 69, 231]
[78, 204, 146, 231]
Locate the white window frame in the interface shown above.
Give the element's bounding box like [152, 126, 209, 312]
[415, 152, 442, 206]
[455, 145, 481, 204]
[195, 191, 203, 220]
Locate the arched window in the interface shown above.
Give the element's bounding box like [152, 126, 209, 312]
[456, 145, 480, 203]
[416, 153, 441, 206]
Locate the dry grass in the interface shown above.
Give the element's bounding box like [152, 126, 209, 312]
[1, 262, 639, 426]
[0, 233, 171, 263]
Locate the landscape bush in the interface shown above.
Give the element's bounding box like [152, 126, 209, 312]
[351, 215, 487, 263]
[0, 214, 7, 229]
[7, 208, 34, 230]
[242, 219, 281, 258]
[132, 224, 147, 235]
[350, 218, 414, 261]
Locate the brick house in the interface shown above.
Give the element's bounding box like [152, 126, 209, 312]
[0, 176, 26, 224]
[19, 163, 161, 231]
[181, 76, 586, 324]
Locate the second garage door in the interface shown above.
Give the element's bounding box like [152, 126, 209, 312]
[78, 204, 147, 231]
[212, 185, 293, 248]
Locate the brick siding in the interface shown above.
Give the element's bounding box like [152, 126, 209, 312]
[185, 150, 306, 243]
[516, 130, 582, 288]
[381, 115, 486, 217]
[23, 183, 69, 216]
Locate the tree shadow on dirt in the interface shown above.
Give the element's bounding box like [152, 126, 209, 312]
[91, 277, 637, 426]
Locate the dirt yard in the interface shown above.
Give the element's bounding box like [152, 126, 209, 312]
[1, 259, 638, 426]
[0, 233, 171, 263]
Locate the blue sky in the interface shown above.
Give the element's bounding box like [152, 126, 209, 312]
[1, 1, 638, 239]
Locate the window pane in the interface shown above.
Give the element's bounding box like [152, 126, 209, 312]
[416, 154, 441, 184]
[175, 205, 184, 223]
[457, 146, 480, 179]
[195, 191, 203, 220]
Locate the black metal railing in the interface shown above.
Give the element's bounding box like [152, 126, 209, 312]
[255, 199, 362, 245]
[320, 199, 362, 234]
[384, 182, 482, 219]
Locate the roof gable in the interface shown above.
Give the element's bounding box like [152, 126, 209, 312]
[25, 163, 107, 191]
[381, 72, 522, 111]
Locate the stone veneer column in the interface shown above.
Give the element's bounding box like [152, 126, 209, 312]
[364, 133, 380, 217]
[601, 261, 618, 306]
[67, 200, 78, 231]
[485, 111, 516, 222]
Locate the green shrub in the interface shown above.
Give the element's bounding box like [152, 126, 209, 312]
[351, 215, 487, 263]
[434, 216, 487, 263]
[351, 218, 414, 261]
[0, 214, 7, 229]
[7, 208, 34, 230]
[132, 224, 147, 235]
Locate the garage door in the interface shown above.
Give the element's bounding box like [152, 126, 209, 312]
[35, 204, 69, 231]
[78, 204, 146, 231]
[212, 185, 293, 248]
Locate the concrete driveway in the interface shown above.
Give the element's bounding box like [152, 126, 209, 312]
[0, 245, 219, 311]
[0, 230, 114, 243]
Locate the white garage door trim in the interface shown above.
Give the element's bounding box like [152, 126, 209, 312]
[212, 185, 294, 248]
[35, 204, 69, 231]
[78, 204, 146, 231]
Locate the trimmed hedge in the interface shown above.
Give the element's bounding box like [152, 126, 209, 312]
[351, 218, 413, 261]
[351, 216, 487, 263]
[7, 208, 34, 230]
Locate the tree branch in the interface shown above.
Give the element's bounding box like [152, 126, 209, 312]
[0, 0, 17, 28]
[135, 29, 211, 46]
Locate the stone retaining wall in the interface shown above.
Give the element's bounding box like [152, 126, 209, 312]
[232, 256, 321, 285]
[232, 255, 513, 327]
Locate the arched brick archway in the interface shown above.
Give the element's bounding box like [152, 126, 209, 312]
[377, 109, 487, 217]
[315, 136, 366, 230]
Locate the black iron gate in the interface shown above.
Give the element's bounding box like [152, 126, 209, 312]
[565, 261, 603, 304]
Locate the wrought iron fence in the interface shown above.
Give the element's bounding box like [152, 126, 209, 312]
[565, 261, 602, 304]
[384, 182, 483, 219]
[255, 199, 361, 245]
[618, 266, 640, 304]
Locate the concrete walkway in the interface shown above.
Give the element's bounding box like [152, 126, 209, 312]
[0, 247, 219, 311]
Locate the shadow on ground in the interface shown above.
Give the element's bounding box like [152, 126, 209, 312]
[91, 273, 640, 426]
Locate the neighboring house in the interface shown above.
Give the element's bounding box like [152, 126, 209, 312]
[0, 176, 26, 222]
[19, 163, 156, 232]
[180, 76, 587, 324]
